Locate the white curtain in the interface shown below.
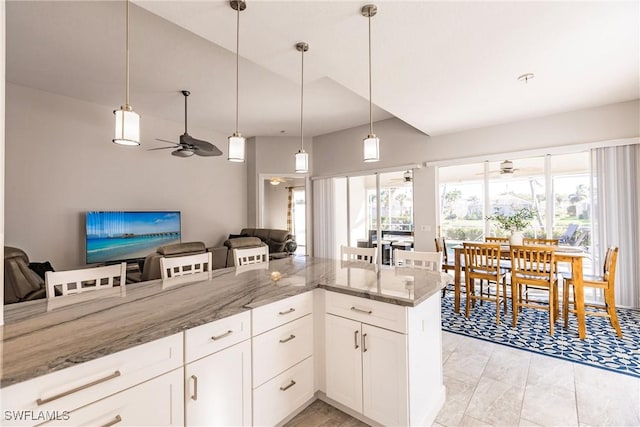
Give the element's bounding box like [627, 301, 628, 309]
[591, 144, 640, 308]
[313, 178, 336, 259]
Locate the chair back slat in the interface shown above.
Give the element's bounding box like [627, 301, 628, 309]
[160, 252, 212, 279]
[523, 238, 559, 246]
[602, 246, 619, 283]
[340, 245, 377, 264]
[394, 249, 442, 271]
[234, 246, 269, 267]
[485, 237, 509, 244]
[510, 245, 555, 281]
[45, 263, 126, 298]
[463, 242, 501, 274]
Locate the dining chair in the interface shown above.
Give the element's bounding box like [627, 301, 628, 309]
[45, 262, 126, 298]
[233, 246, 269, 268]
[160, 252, 212, 279]
[340, 245, 377, 264]
[510, 245, 558, 335]
[463, 242, 508, 323]
[394, 249, 442, 271]
[434, 237, 455, 273]
[562, 246, 622, 337]
[485, 236, 509, 244]
[523, 237, 559, 245]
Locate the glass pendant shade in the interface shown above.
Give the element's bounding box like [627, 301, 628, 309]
[228, 133, 246, 162]
[295, 149, 309, 173]
[113, 107, 140, 146]
[363, 134, 380, 162]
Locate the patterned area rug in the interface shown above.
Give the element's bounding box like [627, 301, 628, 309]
[440, 292, 640, 379]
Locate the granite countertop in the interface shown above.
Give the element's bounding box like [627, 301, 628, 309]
[1, 256, 451, 387]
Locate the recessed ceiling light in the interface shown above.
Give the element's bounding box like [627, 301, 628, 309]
[518, 73, 535, 84]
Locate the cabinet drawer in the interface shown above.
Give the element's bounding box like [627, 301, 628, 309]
[1, 334, 183, 423]
[253, 314, 313, 388]
[185, 311, 251, 363]
[252, 291, 313, 336]
[253, 356, 314, 427]
[41, 368, 183, 427]
[325, 291, 407, 333]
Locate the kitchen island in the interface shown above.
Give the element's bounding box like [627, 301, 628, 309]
[1, 256, 449, 426]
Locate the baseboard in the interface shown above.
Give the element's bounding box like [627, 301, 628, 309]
[417, 384, 446, 426]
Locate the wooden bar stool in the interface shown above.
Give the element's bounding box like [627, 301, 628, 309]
[563, 246, 622, 338]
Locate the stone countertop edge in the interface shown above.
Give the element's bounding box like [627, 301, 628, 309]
[0, 257, 443, 388]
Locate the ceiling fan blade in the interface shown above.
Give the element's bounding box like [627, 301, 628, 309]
[147, 146, 176, 151]
[194, 145, 223, 157]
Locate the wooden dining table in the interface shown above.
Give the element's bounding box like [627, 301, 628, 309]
[452, 244, 589, 339]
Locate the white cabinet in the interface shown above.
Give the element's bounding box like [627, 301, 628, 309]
[1, 334, 183, 427]
[252, 292, 314, 426]
[185, 339, 251, 427]
[325, 313, 408, 426]
[42, 368, 183, 427]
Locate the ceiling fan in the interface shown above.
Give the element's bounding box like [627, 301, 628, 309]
[150, 90, 222, 158]
[498, 160, 517, 175]
[269, 177, 288, 186]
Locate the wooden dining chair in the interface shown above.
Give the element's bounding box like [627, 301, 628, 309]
[563, 246, 622, 337]
[523, 238, 559, 245]
[510, 245, 558, 335]
[463, 242, 508, 323]
[45, 262, 127, 298]
[340, 245, 377, 264]
[394, 249, 442, 271]
[160, 252, 212, 279]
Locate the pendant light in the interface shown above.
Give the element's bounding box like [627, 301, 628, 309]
[113, 0, 140, 146]
[228, 0, 246, 162]
[362, 4, 379, 162]
[295, 42, 309, 174]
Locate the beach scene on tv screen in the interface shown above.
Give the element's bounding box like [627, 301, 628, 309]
[86, 211, 181, 264]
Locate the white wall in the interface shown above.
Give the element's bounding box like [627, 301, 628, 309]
[5, 83, 247, 270]
[312, 100, 640, 250]
[263, 181, 289, 230]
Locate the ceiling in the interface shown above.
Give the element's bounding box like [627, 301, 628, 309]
[6, 1, 639, 142]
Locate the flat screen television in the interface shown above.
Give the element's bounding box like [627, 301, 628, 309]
[86, 211, 181, 264]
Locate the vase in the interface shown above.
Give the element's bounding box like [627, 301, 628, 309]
[509, 230, 524, 246]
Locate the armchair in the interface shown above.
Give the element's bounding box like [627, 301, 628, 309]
[4, 246, 47, 304]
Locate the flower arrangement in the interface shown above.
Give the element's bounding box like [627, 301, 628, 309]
[486, 207, 536, 232]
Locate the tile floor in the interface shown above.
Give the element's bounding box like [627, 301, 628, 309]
[286, 331, 640, 427]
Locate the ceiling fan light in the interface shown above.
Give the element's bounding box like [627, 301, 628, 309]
[270, 178, 281, 186]
[228, 133, 245, 162]
[295, 149, 309, 174]
[174, 148, 194, 157]
[363, 134, 380, 162]
[113, 106, 140, 146]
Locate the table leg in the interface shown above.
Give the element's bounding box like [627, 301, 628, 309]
[572, 257, 586, 339]
[454, 248, 462, 313]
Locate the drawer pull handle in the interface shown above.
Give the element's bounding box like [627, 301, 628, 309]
[354, 330, 359, 349]
[191, 375, 198, 401]
[278, 308, 296, 315]
[211, 330, 233, 341]
[101, 415, 122, 427]
[36, 370, 121, 406]
[363, 333, 368, 352]
[279, 334, 296, 343]
[350, 306, 373, 315]
[280, 380, 296, 391]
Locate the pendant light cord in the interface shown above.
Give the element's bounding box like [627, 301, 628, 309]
[368, 11, 373, 135]
[300, 47, 305, 151]
[235, 5, 240, 134]
[125, 0, 130, 107]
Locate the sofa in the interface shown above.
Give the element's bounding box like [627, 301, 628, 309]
[4, 246, 47, 304]
[222, 228, 297, 267]
[141, 241, 227, 281]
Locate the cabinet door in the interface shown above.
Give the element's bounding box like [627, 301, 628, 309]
[41, 368, 183, 427]
[325, 314, 362, 414]
[362, 323, 409, 427]
[185, 340, 251, 427]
